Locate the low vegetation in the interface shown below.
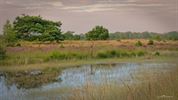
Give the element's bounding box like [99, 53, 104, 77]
[147, 40, 154, 45]
[65, 64, 178, 100]
[135, 41, 143, 47]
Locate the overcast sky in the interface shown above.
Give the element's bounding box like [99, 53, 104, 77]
[0, 0, 177, 34]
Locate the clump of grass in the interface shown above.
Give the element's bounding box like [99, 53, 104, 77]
[46, 51, 88, 61]
[147, 40, 154, 45]
[135, 41, 143, 47]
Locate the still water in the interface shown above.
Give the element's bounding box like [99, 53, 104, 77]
[0, 62, 177, 100]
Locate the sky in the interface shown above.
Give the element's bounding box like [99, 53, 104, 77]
[0, 0, 177, 34]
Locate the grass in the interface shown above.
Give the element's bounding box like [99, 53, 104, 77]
[63, 62, 178, 100]
[0, 39, 178, 71]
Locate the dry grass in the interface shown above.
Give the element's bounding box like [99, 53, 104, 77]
[7, 40, 178, 53]
[64, 66, 178, 100]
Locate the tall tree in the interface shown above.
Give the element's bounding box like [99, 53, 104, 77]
[13, 15, 63, 42]
[86, 26, 109, 40]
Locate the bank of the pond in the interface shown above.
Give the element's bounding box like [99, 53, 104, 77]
[0, 55, 177, 72]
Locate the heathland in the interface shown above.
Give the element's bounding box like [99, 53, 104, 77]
[0, 15, 178, 100]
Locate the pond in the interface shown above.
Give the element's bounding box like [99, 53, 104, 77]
[0, 62, 177, 100]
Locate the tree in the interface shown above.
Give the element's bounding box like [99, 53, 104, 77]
[63, 31, 75, 40]
[3, 20, 17, 46]
[13, 15, 63, 42]
[86, 26, 109, 40]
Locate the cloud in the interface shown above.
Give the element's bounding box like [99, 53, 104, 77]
[61, 3, 164, 12]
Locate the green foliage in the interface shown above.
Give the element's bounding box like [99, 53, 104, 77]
[147, 40, 154, 45]
[86, 26, 109, 40]
[63, 31, 75, 40]
[164, 31, 178, 40]
[135, 41, 143, 47]
[0, 38, 6, 60]
[155, 52, 160, 56]
[16, 43, 21, 47]
[13, 15, 63, 42]
[110, 31, 156, 40]
[47, 51, 88, 61]
[63, 31, 81, 40]
[154, 35, 161, 41]
[3, 20, 17, 46]
[96, 50, 146, 58]
[109, 31, 178, 41]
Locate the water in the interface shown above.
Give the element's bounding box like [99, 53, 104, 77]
[0, 62, 177, 100]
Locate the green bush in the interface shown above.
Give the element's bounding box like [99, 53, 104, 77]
[97, 52, 109, 58]
[0, 39, 6, 60]
[135, 41, 143, 47]
[49, 52, 66, 60]
[155, 52, 160, 56]
[0, 47, 6, 60]
[137, 51, 145, 56]
[147, 40, 154, 45]
[16, 43, 21, 47]
[47, 51, 88, 60]
[97, 50, 146, 58]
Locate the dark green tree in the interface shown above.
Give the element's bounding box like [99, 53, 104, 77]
[13, 15, 63, 42]
[86, 26, 109, 40]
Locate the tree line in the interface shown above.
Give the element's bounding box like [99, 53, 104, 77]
[0, 15, 178, 60]
[1, 15, 178, 45]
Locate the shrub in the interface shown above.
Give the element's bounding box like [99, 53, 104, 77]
[147, 40, 154, 45]
[47, 51, 88, 61]
[137, 51, 145, 56]
[16, 43, 21, 47]
[108, 50, 117, 57]
[135, 41, 143, 47]
[97, 52, 108, 58]
[120, 52, 130, 57]
[130, 52, 136, 57]
[117, 39, 121, 42]
[0, 46, 6, 60]
[0, 39, 6, 60]
[49, 52, 66, 60]
[155, 52, 160, 56]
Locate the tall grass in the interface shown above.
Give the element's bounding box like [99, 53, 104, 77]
[0, 49, 160, 66]
[96, 50, 146, 58]
[64, 67, 178, 100]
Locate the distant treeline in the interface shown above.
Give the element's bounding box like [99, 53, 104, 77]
[109, 31, 178, 40]
[1, 15, 178, 44]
